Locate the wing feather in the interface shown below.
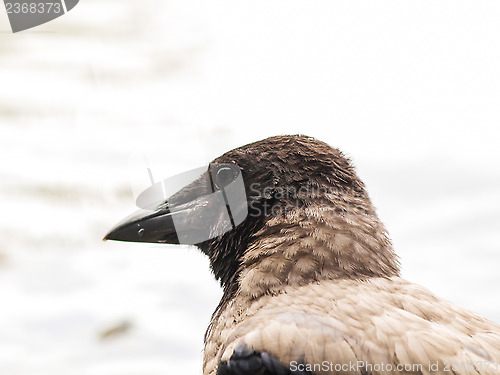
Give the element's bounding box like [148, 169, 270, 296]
[211, 278, 500, 375]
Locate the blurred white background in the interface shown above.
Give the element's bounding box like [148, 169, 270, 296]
[0, 1, 499, 374]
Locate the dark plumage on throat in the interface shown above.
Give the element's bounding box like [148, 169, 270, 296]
[196, 135, 399, 297]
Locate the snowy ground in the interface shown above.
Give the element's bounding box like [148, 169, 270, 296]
[0, 1, 499, 374]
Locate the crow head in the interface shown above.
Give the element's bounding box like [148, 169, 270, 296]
[105, 135, 399, 298]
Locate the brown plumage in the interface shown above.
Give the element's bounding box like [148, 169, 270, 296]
[105, 135, 500, 375]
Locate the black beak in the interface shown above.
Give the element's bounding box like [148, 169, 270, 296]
[103, 204, 179, 244]
[103, 164, 248, 245]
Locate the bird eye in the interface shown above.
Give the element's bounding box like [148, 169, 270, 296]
[213, 165, 238, 189]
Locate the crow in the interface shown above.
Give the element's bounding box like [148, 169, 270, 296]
[105, 135, 500, 375]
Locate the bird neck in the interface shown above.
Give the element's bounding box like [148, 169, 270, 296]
[236, 201, 400, 300]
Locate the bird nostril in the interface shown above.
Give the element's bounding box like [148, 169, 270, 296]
[138, 228, 145, 238]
